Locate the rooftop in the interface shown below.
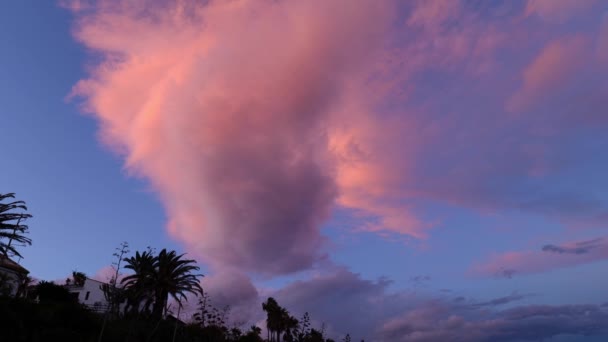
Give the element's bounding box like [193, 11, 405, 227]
[0, 255, 29, 275]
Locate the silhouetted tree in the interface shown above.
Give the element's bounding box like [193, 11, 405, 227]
[103, 241, 129, 315]
[0, 193, 32, 258]
[122, 248, 202, 320]
[15, 274, 34, 298]
[151, 249, 203, 319]
[240, 325, 264, 342]
[71, 271, 87, 287]
[263, 297, 282, 341]
[280, 308, 299, 342]
[122, 249, 156, 315]
[262, 297, 300, 342]
[193, 291, 212, 328]
[297, 312, 311, 341]
[98, 242, 130, 342]
[35, 281, 74, 303]
[307, 329, 325, 342]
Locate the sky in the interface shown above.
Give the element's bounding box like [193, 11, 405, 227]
[1, 0, 608, 341]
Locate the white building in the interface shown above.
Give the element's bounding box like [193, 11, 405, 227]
[66, 278, 112, 312]
[0, 255, 29, 296]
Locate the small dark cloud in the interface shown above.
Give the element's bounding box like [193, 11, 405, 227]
[453, 296, 466, 303]
[542, 238, 604, 255]
[410, 275, 431, 282]
[497, 268, 517, 279]
[472, 292, 531, 308]
[410, 275, 431, 287]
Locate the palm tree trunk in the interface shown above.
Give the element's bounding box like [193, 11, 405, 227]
[152, 289, 167, 319]
[172, 304, 181, 342]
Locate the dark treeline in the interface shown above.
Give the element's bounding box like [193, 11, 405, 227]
[1, 193, 355, 342]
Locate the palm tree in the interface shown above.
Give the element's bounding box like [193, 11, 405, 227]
[151, 249, 203, 319]
[263, 297, 277, 341]
[0, 193, 32, 258]
[122, 250, 156, 315]
[261, 298, 299, 342]
[280, 309, 299, 342]
[122, 249, 203, 319]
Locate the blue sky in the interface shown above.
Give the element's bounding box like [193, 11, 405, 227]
[2, 1, 608, 341]
[1, 1, 180, 280]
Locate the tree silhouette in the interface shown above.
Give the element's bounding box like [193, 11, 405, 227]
[72, 271, 87, 287]
[104, 241, 129, 315]
[307, 328, 326, 342]
[263, 297, 281, 341]
[240, 325, 264, 342]
[15, 274, 34, 298]
[280, 309, 299, 342]
[122, 249, 157, 315]
[151, 249, 203, 318]
[35, 281, 74, 303]
[0, 193, 32, 258]
[122, 249, 203, 320]
[262, 297, 301, 342]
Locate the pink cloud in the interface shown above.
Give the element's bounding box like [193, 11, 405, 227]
[66, 0, 608, 278]
[66, 0, 404, 275]
[508, 34, 590, 112]
[271, 267, 608, 341]
[379, 303, 608, 342]
[472, 237, 608, 277]
[198, 270, 259, 324]
[598, 15, 608, 64]
[525, 0, 597, 22]
[92, 265, 124, 283]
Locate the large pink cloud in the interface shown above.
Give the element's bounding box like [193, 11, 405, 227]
[65, 0, 608, 278]
[66, 0, 400, 275]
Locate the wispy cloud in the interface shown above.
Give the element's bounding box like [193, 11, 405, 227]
[473, 237, 608, 277]
[380, 302, 608, 342]
[471, 292, 533, 308]
[542, 238, 604, 255]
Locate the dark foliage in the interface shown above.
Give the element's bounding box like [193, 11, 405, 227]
[34, 281, 76, 304]
[0, 296, 100, 341]
[0, 193, 32, 258]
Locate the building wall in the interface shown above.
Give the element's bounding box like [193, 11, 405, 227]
[0, 266, 21, 296]
[69, 278, 110, 311]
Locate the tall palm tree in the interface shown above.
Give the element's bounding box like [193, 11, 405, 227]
[280, 309, 299, 342]
[150, 249, 203, 319]
[122, 249, 203, 319]
[263, 297, 281, 342]
[0, 193, 32, 258]
[122, 250, 156, 315]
